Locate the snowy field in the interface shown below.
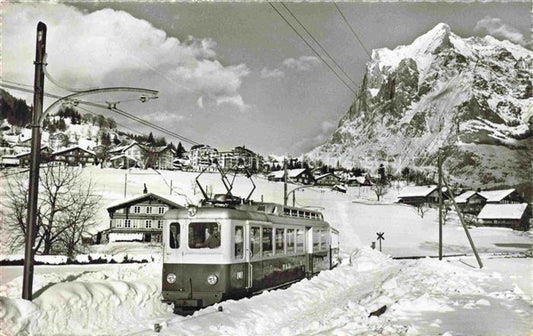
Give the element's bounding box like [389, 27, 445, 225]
[1, 167, 532, 335]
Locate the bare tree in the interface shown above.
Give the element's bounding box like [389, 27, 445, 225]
[415, 203, 429, 218]
[371, 182, 388, 201]
[4, 164, 101, 256]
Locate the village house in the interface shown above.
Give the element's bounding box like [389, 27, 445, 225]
[51, 145, 97, 166]
[17, 146, 53, 167]
[108, 142, 175, 170]
[48, 132, 70, 150]
[478, 189, 524, 204]
[346, 175, 373, 187]
[477, 203, 530, 231]
[397, 185, 440, 206]
[454, 191, 487, 215]
[268, 168, 314, 185]
[314, 172, 341, 186]
[106, 192, 185, 243]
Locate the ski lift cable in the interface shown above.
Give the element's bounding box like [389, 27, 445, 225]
[268, 2, 357, 95]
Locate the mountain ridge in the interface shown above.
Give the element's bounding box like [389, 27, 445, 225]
[307, 23, 532, 191]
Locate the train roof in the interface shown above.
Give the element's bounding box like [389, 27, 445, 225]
[163, 202, 331, 228]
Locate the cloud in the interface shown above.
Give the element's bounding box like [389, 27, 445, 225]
[260, 67, 285, 79]
[290, 119, 338, 153]
[282, 56, 320, 71]
[3, 4, 249, 110]
[474, 16, 528, 46]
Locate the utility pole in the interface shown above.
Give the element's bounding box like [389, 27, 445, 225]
[23, 22, 46, 301]
[124, 172, 127, 198]
[283, 157, 288, 206]
[442, 175, 483, 268]
[438, 149, 443, 260]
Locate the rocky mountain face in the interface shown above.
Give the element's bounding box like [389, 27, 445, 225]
[308, 23, 532, 192]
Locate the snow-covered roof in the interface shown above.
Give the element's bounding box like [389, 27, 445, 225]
[315, 173, 339, 180]
[398, 185, 437, 198]
[477, 203, 528, 220]
[52, 145, 95, 156]
[106, 192, 186, 211]
[269, 168, 307, 179]
[454, 191, 486, 204]
[478, 189, 515, 203]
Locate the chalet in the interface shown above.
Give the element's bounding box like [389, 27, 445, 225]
[477, 203, 530, 230]
[268, 168, 314, 185]
[108, 142, 175, 170]
[314, 173, 341, 186]
[51, 146, 96, 166]
[346, 175, 373, 187]
[0, 155, 20, 168]
[17, 146, 53, 167]
[478, 189, 524, 204]
[106, 192, 185, 243]
[454, 191, 487, 215]
[144, 145, 175, 170]
[109, 154, 140, 169]
[397, 185, 440, 206]
[109, 142, 146, 167]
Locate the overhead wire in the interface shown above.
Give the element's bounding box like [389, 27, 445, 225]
[333, 3, 372, 60]
[268, 2, 357, 95]
[280, 2, 358, 88]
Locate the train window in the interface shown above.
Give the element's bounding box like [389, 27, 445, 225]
[234, 226, 244, 259]
[284, 208, 291, 216]
[169, 222, 180, 249]
[291, 209, 298, 217]
[313, 230, 320, 250]
[287, 229, 295, 252]
[305, 211, 310, 218]
[189, 222, 220, 249]
[296, 228, 305, 253]
[275, 228, 284, 255]
[262, 227, 273, 257]
[251, 226, 261, 257]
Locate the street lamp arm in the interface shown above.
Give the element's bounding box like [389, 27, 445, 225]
[286, 185, 316, 199]
[39, 87, 159, 125]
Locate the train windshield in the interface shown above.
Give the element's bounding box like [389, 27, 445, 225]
[188, 222, 221, 249]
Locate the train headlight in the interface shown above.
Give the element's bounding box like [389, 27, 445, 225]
[207, 274, 218, 285]
[166, 273, 177, 284]
[187, 206, 198, 217]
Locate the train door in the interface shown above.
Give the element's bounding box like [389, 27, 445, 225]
[305, 226, 313, 276]
[245, 222, 263, 291]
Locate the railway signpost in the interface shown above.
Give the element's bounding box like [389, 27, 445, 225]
[376, 232, 384, 252]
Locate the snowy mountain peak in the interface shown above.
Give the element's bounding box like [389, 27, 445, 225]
[308, 24, 532, 192]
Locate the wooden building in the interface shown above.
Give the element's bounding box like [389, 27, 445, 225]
[454, 191, 487, 215]
[268, 168, 314, 185]
[51, 146, 96, 166]
[397, 185, 440, 206]
[477, 203, 530, 230]
[106, 193, 185, 243]
[478, 189, 524, 204]
[314, 173, 341, 186]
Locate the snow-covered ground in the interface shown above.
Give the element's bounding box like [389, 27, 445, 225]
[1, 167, 532, 335]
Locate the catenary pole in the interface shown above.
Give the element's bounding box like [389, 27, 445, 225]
[23, 22, 47, 301]
[438, 149, 443, 260]
[442, 175, 483, 268]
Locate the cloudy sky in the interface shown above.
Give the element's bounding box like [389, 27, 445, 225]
[2, 2, 530, 155]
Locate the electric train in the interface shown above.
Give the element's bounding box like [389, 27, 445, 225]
[161, 164, 339, 315]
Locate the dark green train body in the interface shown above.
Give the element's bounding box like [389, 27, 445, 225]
[162, 202, 339, 314]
